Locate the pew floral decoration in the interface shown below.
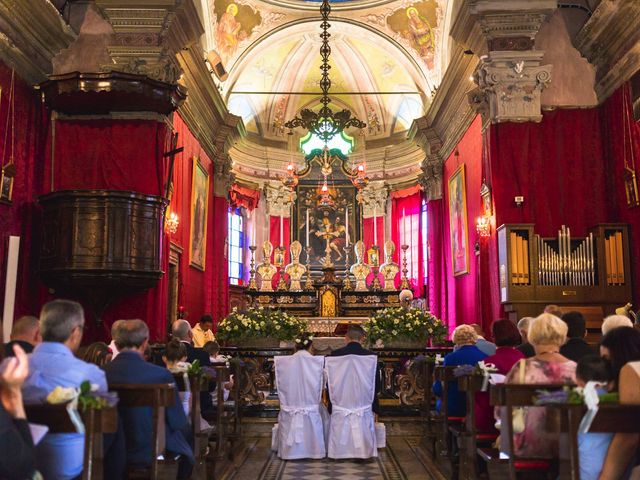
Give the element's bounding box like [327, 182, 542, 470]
[217, 306, 307, 343]
[453, 361, 498, 390]
[365, 307, 447, 345]
[534, 386, 619, 406]
[47, 381, 118, 412]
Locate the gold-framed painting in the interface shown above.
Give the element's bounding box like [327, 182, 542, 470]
[448, 164, 469, 276]
[189, 156, 209, 271]
[0, 164, 14, 205]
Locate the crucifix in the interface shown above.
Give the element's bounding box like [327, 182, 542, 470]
[164, 132, 184, 199]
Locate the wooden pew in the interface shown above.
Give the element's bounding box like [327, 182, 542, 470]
[434, 365, 465, 477]
[552, 404, 640, 480]
[109, 383, 177, 480]
[479, 383, 574, 480]
[421, 359, 439, 458]
[457, 374, 499, 480]
[25, 403, 117, 480]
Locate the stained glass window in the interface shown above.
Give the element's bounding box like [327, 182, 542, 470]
[228, 207, 244, 286]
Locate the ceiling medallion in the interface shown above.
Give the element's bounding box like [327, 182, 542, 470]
[284, 0, 366, 143]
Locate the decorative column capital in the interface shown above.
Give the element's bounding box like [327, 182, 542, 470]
[357, 181, 388, 217]
[264, 183, 295, 217]
[469, 51, 552, 123]
[418, 154, 444, 202]
[213, 154, 235, 198]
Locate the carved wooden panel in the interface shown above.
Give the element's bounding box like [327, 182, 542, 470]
[39, 190, 167, 291]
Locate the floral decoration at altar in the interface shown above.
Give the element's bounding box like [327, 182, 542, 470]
[216, 306, 307, 345]
[365, 307, 446, 347]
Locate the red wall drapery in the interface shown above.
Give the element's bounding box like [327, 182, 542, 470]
[229, 184, 260, 211]
[391, 192, 424, 296]
[268, 216, 290, 288]
[426, 199, 448, 325]
[362, 216, 384, 262]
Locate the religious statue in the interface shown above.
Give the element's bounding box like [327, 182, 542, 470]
[350, 240, 371, 292]
[380, 240, 400, 291]
[285, 241, 307, 292]
[256, 241, 277, 292]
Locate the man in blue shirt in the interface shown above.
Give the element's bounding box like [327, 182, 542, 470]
[22, 300, 107, 480]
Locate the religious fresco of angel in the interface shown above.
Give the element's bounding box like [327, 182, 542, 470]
[386, 1, 437, 70]
[214, 0, 262, 66]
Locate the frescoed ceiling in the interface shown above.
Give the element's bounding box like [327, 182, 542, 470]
[199, 0, 453, 181]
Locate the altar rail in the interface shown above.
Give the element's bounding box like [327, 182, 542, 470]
[220, 346, 452, 416]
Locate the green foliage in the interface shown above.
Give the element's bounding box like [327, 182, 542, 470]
[216, 306, 307, 342]
[77, 381, 118, 412]
[364, 307, 447, 344]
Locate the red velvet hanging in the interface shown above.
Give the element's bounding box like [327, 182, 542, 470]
[426, 199, 448, 326]
[362, 216, 384, 262]
[391, 191, 424, 297]
[268, 215, 290, 288]
[229, 184, 260, 211]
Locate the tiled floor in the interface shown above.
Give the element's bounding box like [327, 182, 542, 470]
[230, 436, 444, 480]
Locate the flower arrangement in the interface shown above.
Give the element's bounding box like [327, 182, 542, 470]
[47, 381, 118, 412]
[216, 306, 307, 343]
[294, 332, 314, 348]
[534, 386, 619, 406]
[365, 307, 447, 346]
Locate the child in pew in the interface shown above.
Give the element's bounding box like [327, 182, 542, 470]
[575, 355, 614, 480]
[203, 341, 228, 364]
[163, 339, 213, 432]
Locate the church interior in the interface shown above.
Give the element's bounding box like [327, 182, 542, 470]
[1, 0, 640, 479]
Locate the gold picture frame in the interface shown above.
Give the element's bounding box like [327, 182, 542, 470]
[0, 165, 14, 205]
[448, 164, 469, 276]
[189, 157, 209, 271]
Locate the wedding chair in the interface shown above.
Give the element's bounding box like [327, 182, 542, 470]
[325, 355, 378, 459]
[272, 354, 327, 459]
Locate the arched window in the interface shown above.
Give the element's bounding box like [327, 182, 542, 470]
[228, 207, 244, 285]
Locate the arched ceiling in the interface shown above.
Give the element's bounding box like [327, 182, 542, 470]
[200, 0, 452, 183]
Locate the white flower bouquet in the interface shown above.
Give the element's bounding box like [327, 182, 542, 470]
[216, 306, 307, 343]
[365, 307, 447, 346]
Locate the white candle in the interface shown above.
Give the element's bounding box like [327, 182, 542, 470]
[306, 209, 310, 247]
[251, 219, 256, 246]
[373, 205, 377, 246]
[345, 207, 349, 245]
[280, 214, 284, 246]
[403, 208, 407, 246]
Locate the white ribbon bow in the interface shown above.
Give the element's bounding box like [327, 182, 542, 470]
[477, 361, 498, 391]
[333, 405, 372, 450]
[281, 405, 320, 446]
[579, 381, 604, 434]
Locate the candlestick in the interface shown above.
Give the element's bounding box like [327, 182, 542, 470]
[400, 244, 411, 290]
[306, 209, 310, 247]
[343, 243, 352, 291]
[304, 246, 314, 290]
[345, 207, 349, 246]
[373, 205, 377, 246]
[248, 245, 258, 290]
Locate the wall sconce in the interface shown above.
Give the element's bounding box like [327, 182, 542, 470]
[476, 215, 491, 237]
[165, 211, 179, 234]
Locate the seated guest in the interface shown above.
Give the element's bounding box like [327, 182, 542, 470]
[22, 300, 107, 480]
[4, 316, 41, 356]
[504, 313, 576, 458]
[81, 342, 113, 367]
[475, 319, 525, 432]
[470, 323, 497, 355]
[601, 314, 633, 335]
[107, 319, 122, 360]
[171, 320, 214, 415]
[104, 319, 194, 480]
[433, 324, 487, 417]
[544, 304, 563, 318]
[330, 324, 381, 414]
[192, 315, 215, 348]
[575, 355, 614, 480]
[516, 317, 535, 358]
[203, 341, 227, 363]
[598, 326, 640, 479]
[559, 311, 594, 362]
[0, 344, 38, 480]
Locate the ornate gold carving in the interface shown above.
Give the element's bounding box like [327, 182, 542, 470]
[276, 296, 294, 304]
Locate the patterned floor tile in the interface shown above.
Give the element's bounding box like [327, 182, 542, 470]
[280, 458, 384, 480]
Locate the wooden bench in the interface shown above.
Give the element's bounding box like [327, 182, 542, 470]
[457, 374, 499, 480]
[551, 403, 640, 480]
[109, 383, 177, 480]
[479, 383, 575, 480]
[420, 359, 438, 457]
[434, 365, 465, 477]
[25, 403, 118, 480]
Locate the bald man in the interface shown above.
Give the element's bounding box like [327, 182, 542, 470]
[5, 316, 41, 356]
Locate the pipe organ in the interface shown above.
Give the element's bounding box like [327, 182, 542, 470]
[497, 224, 632, 326]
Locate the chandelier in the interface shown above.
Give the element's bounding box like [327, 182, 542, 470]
[283, 0, 366, 142]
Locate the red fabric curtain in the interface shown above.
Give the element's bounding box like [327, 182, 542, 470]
[229, 184, 260, 211]
[391, 192, 424, 297]
[269, 216, 290, 289]
[362, 216, 384, 262]
[601, 84, 640, 291]
[427, 199, 448, 326]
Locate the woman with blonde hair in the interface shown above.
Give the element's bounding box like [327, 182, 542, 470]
[504, 313, 576, 458]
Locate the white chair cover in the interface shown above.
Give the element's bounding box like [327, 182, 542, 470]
[274, 354, 327, 459]
[325, 355, 378, 459]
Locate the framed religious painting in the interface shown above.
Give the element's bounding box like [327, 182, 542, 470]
[0, 165, 14, 205]
[448, 164, 469, 276]
[189, 157, 209, 271]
